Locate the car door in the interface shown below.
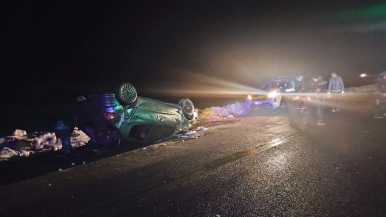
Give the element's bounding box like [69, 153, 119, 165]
[148, 103, 183, 142]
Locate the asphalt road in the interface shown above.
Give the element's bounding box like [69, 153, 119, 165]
[1, 93, 386, 217]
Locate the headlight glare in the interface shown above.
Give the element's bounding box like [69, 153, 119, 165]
[268, 91, 278, 98]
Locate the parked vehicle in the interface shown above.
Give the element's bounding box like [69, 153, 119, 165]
[75, 83, 195, 146]
[246, 76, 301, 113]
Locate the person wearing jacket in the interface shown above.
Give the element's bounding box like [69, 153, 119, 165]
[327, 72, 345, 112]
[304, 75, 326, 126]
[287, 76, 307, 128]
[286, 75, 305, 93]
[374, 71, 386, 119]
[318, 76, 328, 92]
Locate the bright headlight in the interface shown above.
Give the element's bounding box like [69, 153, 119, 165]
[268, 91, 277, 98]
[247, 95, 252, 100]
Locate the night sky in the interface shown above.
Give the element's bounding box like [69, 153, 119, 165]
[2, 0, 386, 107]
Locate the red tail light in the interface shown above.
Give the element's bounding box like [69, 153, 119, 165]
[103, 112, 116, 120]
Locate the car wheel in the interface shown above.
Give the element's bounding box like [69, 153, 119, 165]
[115, 83, 138, 107]
[178, 98, 195, 120]
[280, 100, 288, 113]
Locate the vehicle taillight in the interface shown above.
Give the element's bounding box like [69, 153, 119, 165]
[103, 112, 116, 120]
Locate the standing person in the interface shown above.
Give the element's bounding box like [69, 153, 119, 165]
[285, 75, 306, 110]
[304, 75, 326, 126]
[318, 76, 328, 93]
[374, 71, 386, 119]
[286, 75, 305, 93]
[287, 75, 307, 128]
[327, 72, 345, 112]
[293, 75, 307, 114]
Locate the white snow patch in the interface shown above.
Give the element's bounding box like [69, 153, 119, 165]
[71, 127, 90, 147]
[0, 147, 22, 161]
[12, 129, 27, 138]
[33, 128, 90, 149]
[0, 127, 90, 161]
[212, 101, 247, 118]
[33, 132, 61, 149]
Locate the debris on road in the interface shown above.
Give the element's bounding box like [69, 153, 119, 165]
[185, 131, 196, 135]
[177, 130, 203, 140]
[196, 126, 209, 131]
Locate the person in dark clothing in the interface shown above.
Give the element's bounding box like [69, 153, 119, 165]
[327, 72, 345, 112]
[293, 76, 307, 113]
[285, 76, 305, 105]
[318, 76, 328, 93]
[304, 75, 326, 126]
[54, 121, 72, 155]
[287, 76, 307, 128]
[287, 75, 305, 93]
[374, 71, 386, 119]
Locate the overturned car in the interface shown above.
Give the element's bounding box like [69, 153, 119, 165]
[75, 83, 195, 146]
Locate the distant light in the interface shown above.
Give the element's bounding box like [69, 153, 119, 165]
[247, 95, 252, 100]
[360, 73, 367, 77]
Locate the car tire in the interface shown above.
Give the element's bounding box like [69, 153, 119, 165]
[115, 82, 138, 107]
[178, 98, 195, 120]
[279, 100, 289, 114]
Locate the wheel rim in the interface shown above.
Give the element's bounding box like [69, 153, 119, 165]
[179, 99, 194, 116]
[182, 100, 194, 115]
[120, 83, 137, 103]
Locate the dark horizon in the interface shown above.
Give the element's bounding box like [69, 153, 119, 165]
[1, 0, 386, 107]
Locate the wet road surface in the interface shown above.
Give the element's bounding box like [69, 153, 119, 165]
[1, 94, 386, 216]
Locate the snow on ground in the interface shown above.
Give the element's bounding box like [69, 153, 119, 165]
[0, 128, 90, 161]
[0, 147, 23, 161]
[211, 101, 248, 118]
[71, 128, 90, 147]
[13, 129, 27, 137]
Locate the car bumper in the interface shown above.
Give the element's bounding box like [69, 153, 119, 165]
[246, 98, 280, 109]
